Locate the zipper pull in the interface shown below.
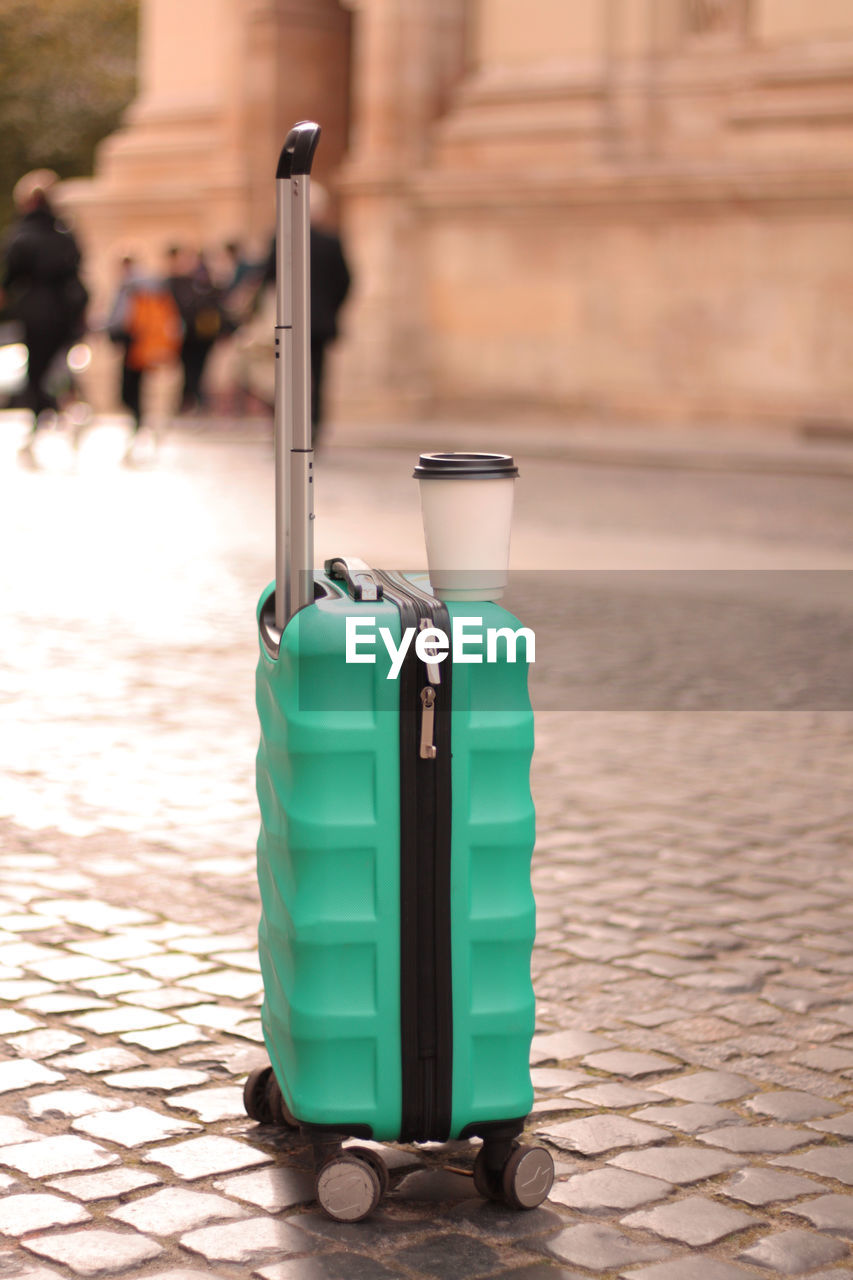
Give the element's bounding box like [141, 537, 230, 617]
[418, 618, 442, 685]
[419, 686, 437, 759]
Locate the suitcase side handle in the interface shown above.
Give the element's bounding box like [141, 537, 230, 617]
[325, 557, 384, 602]
[277, 122, 322, 178]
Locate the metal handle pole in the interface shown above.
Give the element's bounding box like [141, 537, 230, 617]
[273, 121, 321, 631]
[274, 175, 293, 632]
[288, 172, 314, 620]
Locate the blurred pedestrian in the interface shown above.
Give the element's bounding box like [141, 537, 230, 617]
[1, 169, 88, 462]
[107, 253, 182, 460]
[263, 183, 351, 446]
[166, 247, 228, 414]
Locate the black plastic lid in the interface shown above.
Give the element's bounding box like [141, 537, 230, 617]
[413, 452, 518, 480]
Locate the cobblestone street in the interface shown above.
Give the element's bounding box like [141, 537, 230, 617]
[0, 411, 852, 1280]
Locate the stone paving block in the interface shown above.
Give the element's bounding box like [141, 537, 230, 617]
[73, 1104, 201, 1148]
[696, 1124, 817, 1154]
[120, 1024, 210, 1051]
[395, 1232, 502, 1278]
[530, 1068, 594, 1092]
[0, 944, 58, 967]
[52, 1047, 143, 1074]
[538, 1115, 669, 1155]
[745, 1090, 844, 1122]
[0, 1010, 42, 1034]
[170, 932, 256, 955]
[622, 1008, 692, 1028]
[294, 1208, 425, 1249]
[0, 1117, 40, 1145]
[103, 1068, 209, 1093]
[165, 1086, 246, 1122]
[737, 1228, 850, 1273]
[621, 1195, 756, 1246]
[67, 936, 162, 962]
[256, 1255, 401, 1280]
[126, 954, 216, 982]
[78, 973, 160, 997]
[786, 1193, 853, 1236]
[8, 1029, 84, 1059]
[111, 1186, 249, 1234]
[31, 899, 155, 930]
[170, 1002, 255, 1032]
[795, 1047, 853, 1072]
[807, 1112, 853, 1137]
[132, 1274, 211, 1280]
[213, 1166, 316, 1212]
[180, 1215, 313, 1263]
[530, 1031, 615, 1063]
[47, 1167, 162, 1201]
[447, 1199, 564, 1241]
[0, 1058, 64, 1093]
[0, 1135, 118, 1177]
[543, 1222, 672, 1271]
[719, 1167, 825, 1205]
[0, 1192, 91, 1236]
[550, 1167, 673, 1213]
[69, 1005, 177, 1035]
[581, 1049, 676, 1080]
[618, 1259, 754, 1279]
[610, 1146, 742, 1184]
[804, 1272, 853, 1280]
[649, 1071, 752, 1104]
[0, 1264, 65, 1280]
[177, 970, 263, 1000]
[210, 948, 260, 970]
[21, 993, 111, 1015]
[23, 1228, 163, 1275]
[27, 956, 124, 983]
[394, 1169, 477, 1201]
[482, 1265, 590, 1280]
[0, 980, 54, 1002]
[773, 1147, 853, 1185]
[630, 1103, 739, 1133]
[566, 1084, 661, 1108]
[117, 987, 201, 1010]
[143, 1135, 273, 1179]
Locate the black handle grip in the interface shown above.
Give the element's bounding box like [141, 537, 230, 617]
[276, 121, 322, 178]
[325, 557, 384, 602]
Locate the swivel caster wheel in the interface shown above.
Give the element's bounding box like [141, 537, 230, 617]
[501, 1144, 554, 1210]
[243, 1067, 274, 1123]
[264, 1071, 299, 1130]
[345, 1145, 390, 1199]
[316, 1154, 382, 1222]
[473, 1148, 503, 1202]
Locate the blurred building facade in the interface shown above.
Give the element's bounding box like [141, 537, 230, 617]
[64, 0, 853, 427]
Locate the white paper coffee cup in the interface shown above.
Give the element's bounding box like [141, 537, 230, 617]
[414, 452, 519, 601]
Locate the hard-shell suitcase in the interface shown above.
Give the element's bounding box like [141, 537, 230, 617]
[246, 122, 555, 1221]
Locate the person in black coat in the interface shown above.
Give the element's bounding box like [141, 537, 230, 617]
[264, 183, 351, 446]
[1, 170, 87, 449]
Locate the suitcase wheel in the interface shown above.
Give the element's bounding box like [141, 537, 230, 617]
[501, 1144, 555, 1210]
[264, 1071, 299, 1130]
[316, 1153, 383, 1223]
[242, 1065, 299, 1130]
[243, 1067, 274, 1123]
[344, 1145, 390, 1199]
[474, 1142, 554, 1210]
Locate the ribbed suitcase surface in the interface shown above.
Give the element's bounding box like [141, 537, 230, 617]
[255, 575, 535, 1142]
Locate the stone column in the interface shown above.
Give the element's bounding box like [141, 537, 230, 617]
[333, 0, 467, 420]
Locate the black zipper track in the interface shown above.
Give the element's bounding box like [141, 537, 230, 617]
[377, 571, 453, 1144]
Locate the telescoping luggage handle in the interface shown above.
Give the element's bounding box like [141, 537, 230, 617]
[275, 121, 322, 631]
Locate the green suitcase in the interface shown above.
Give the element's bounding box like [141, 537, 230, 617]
[245, 123, 553, 1222]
